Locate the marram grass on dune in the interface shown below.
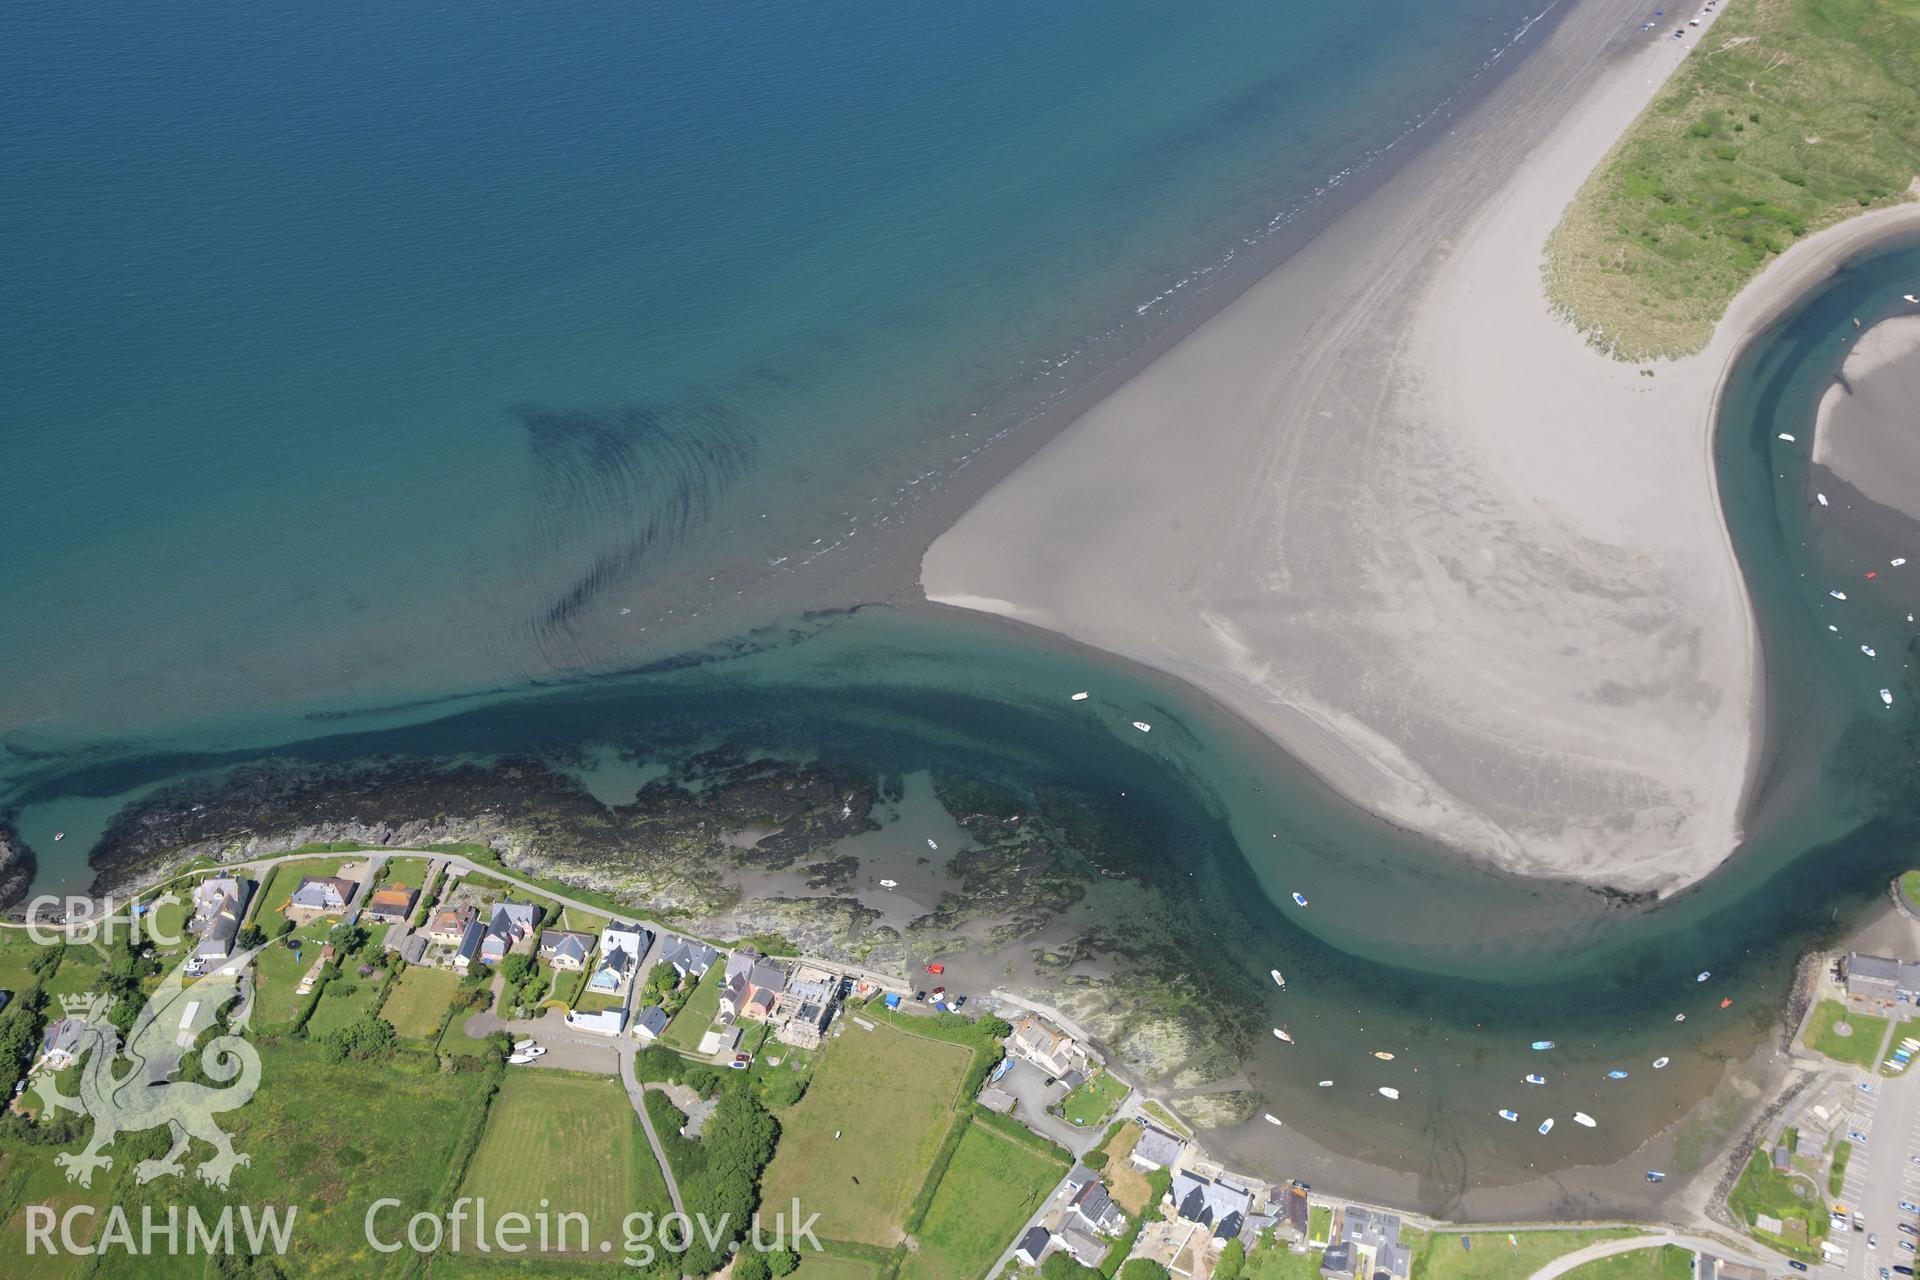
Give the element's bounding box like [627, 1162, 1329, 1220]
[1545, 0, 1920, 361]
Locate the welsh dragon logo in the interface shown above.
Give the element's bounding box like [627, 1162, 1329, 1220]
[36, 948, 264, 1189]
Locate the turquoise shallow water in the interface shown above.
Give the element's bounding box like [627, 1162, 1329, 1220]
[1, 0, 1548, 750]
[14, 0, 1920, 1202]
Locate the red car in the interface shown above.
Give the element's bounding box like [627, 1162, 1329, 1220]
[930, 986, 946, 998]
[927, 963, 945, 975]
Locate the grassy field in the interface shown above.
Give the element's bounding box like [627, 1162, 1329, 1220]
[1830, 1138, 1853, 1195]
[3, 1038, 504, 1278]
[898, 1124, 1064, 1280]
[1560, 1245, 1694, 1279]
[250, 919, 335, 1032]
[1804, 999, 1889, 1069]
[0, 930, 52, 993]
[384, 965, 462, 1038]
[1407, 1230, 1637, 1280]
[1546, 0, 1920, 359]
[304, 969, 384, 1035]
[1728, 1147, 1827, 1257]
[660, 963, 725, 1051]
[790, 1255, 882, 1280]
[1903, 870, 1920, 913]
[1057, 1069, 1127, 1129]
[760, 1020, 972, 1247]
[458, 1071, 671, 1255]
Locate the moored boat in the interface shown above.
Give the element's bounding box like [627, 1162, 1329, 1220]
[1530, 1040, 1554, 1051]
[1606, 1070, 1628, 1080]
[1378, 1087, 1399, 1100]
[1270, 969, 1286, 988]
[1263, 1114, 1283, 1126]
[1524, 1074, 1546, 1085]
[1132, 721, 1152, 733]
[1372, 1051, 1395, 1061]
[1292, 891, 1309, 907]
[1273, 1028, 1293, 1043]
[1538, 1118, 1553, 1135]
[1652, 1057, 1669, 1069]
[1573, 1112, 1596, 1128]
[1498, 1109, 1518, 1122]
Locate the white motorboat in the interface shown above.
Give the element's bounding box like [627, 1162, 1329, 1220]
[1317, 1080, 1333, 1088]
[1378, 1087, 1399, 1100]
[1778, 432, 1797, 442]
[878, 878, 898, 889]
[1883, 690, 1895, 708]
[1498, 1109, 1518, 1122]
[1270, 969, 1286, 988]
[1831, 590, 1849, 600]
[1071, 691, 1090, 701]
[1263, 1114, 1283, 1127]
[1292, 892, 1309, 907]
[1372, 1051, 1395, 1061]
[1538, 1118, 1554, 1135]
[1132, 721, 1152, 733]
[1653, 1057, 1669, 1069]
[1273, 1028, 1293, 1043]
[1573, 1112, 1596, 1128]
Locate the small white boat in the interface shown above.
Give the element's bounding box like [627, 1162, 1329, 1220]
[52, 832, 64, 842]
[878, 878, 898, 889]
[927, 839, 937, 849]
[514, 1039, 537, 1052]
[1524, 1074, 1546, 1085]
[1372, 1051, 1395, 1061]
[1831, 590, 1849, 600]
[1895, 558, 1909, 567]
[1263, 1113, 1283, 1127]
[1829, 625, 1840, 632]
[1606, 1070, 1629, 1080]
[1317, 1080, 1333, 1088]
[1674, 1013, 1686, 1022]
[1863, 645, 1877, 657]
[1378, 1087, 1399, 1100]
[1271, 969, 1286, 988]
[1778, 432, 1797, 442]
[1292, 892, 1309, 907]
[1538, 1118, 1554, 1135]
[507, 1053, 535, 1065]
[1531, 1040, 1555, 1051]
[1696, 971, 1710, 982]
[1573, 1112, 1596, 1128]
[1273, 1028, 1293, 1043]
[619, 607, 632, 615]
[1906, 294, 1919, 303]
[1883, 690, 1895, 707]
[1498, 1109, 1518, 1122]
[1653, 1057, 1669, 1069]
[1071, 691, 1090, 701]
[1818, 493, 1830, 506]
[1132, 721, 1152, 733]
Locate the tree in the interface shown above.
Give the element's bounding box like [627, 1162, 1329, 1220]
[1212, 1239, 1245, 1280]
[274, 916, 296, 939]
[235, 923, 266, 951]
[499, 953, 536, 986]
[1082, 1149, 1108, 1170]
[733, 1252, 771, 1280]
[1042, 1253, 1101, 1280]
[1119, 1261, 1168, 1280]
[326, 921, 368, 955]
[321, 1015, 398, 1063]
[766, 1248, 799, 1277]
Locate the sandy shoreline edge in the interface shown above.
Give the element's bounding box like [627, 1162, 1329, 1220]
[924, 0, 1920, 895]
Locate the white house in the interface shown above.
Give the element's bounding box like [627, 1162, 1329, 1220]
[589, 922, 650, 996]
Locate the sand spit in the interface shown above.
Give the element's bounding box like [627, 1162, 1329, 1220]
[1814, 314, 1920, 523]
[924, 0, 1920, 895]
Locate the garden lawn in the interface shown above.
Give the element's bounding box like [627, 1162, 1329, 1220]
[1561, 1245, 1694, 1279]
[250, 919, 334, 1031]
[1728, 1147, 1827, 1258]
[1057, 1069, 1127, 1129]
[1804, 999, 1888, 1070]
[898, 1124, 1063, 1280]
[248, 856, 352, 924]
[1100, 1123, 1152, 1215]
[384, 966, 462, 1038]
[458, 1070, 671, 1254]
[760, 1020, 972, 1248]
[1245, 1236, 1324, 1280]
[0, 930, 53, 993]
[304, 968, 385, 1035]
[1407, 1230, 1638, 1280]
[1903, 871, 1920, 915]
[660, 964, 725, 1051]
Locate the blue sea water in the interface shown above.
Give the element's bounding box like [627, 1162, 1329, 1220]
[2, 0, 1551, 756]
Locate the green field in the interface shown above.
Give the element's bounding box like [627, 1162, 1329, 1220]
[790, 1254, 882, 1280]
[761, 1020, 972, 1247]
[1903, 870, 1920, 914]
[899, 1124, 1064, 1280]
[1560, 1245, 1694, 1279]
[0, 930, 52, 994]
[304, 969, 385, 1035]
[250, 920, 335, 1031]
[1804, 999, 1889, 1069]
[1546, 0, 1920, 359]
[1407, 1230, 1638, 1280]
[458, 1071, 672, 1255]
[383, 965, 462, 1038]
[1058, 1069, 1127, 1129]
[660, 963, 725, 1051]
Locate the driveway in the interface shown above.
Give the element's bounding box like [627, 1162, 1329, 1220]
[997, 1058, 1098, 1155]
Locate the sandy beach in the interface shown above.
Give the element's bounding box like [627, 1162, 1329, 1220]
[925, 0, 1920, 895]
[1814, 314, 1920, 522]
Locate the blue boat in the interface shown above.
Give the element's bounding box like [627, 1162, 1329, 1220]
[1497, 1109, 1518, 1122]
[1292, 892, 1309, 907]
[1606, 1070, 1629, 1080]
[1524, 1074, 1546, 1085]
[1530, 1040, 1554, 1051]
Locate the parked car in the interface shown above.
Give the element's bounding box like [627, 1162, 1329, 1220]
[927, 963, 944, 975]
[1901, 1223, 1918, 1236]
[952, 995, 967, 1009]
[1901, 1200, 1919, 1213]
[914, 990, 927, 1003]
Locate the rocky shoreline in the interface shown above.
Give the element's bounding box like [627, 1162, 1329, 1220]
[0, 819, 36, 911]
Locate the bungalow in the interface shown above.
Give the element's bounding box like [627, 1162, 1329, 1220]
[426, 905, 477, 947]
[1069, 1179, 1127, 1235]
[1014, 1226, 1052, 1268]
[566, 1007, 627, 1037]
[657, 936, 719, 980]
[539, 929, 597, 972]
[191, 878, 252, 964]
[1170, 1171, 1251, 1246]
[288, 876, 356, 915]
[454, 919, 488, 972]
[1129, 1125, 1186, 1173]
[632, 1006, 671, 1044]
[722, 954, 790, 1021]
[588, 922, 651, 996]
[363, 884, 418, 925]
[480, 903, 545, 964]
[38, 1018, 87, 1071]
[1009, 1012, 1088, 1078]
[1050, 1221, 1108, 1268]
